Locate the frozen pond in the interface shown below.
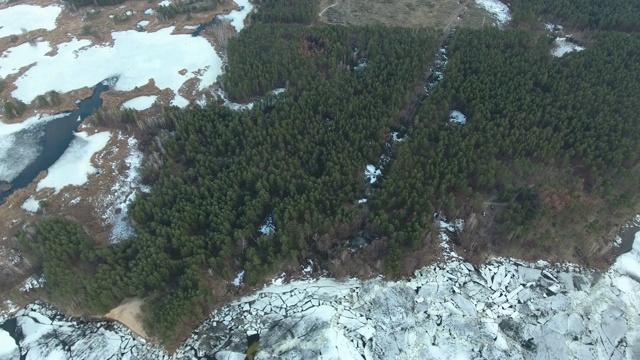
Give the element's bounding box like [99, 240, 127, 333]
[10, 27, 222, 105]
[0, 80, 111, 203]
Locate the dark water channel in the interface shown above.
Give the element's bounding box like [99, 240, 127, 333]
[0, 80, 112, 203]
[191, 16, 228, 37]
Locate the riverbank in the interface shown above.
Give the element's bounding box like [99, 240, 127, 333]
[2, 218, 639, 359]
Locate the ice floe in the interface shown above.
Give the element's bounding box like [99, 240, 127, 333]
[0, 4, 61, 39]
[0, 328, 18, 358]
[121, 95, 157, 111]
[36, 131, 111, 193]
[475, 0, 511, 27]
[11, 27, 222, 104]
[3, 231, 640, 359]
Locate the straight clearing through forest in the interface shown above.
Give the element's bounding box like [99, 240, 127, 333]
[318, 0, 493, 29]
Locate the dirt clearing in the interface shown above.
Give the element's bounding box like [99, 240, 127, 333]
[318, 0, 494, 29]
[105, 298, 149, 339]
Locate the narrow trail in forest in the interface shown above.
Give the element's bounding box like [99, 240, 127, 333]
[318, 1, 339, 18]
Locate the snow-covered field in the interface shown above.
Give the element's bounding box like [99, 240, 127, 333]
[0, 4, 61, 39]
[121, 95, 157, 111]
[0, 113, 68, 183]
[35, 131, 111, 193]
[0, 41, 53, 79]
[475, 0, 511, 27]
[10, 28, 222, 104]
[552, 37, 585, 57]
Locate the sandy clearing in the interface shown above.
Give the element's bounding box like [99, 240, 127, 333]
[105, 297, 149, 339]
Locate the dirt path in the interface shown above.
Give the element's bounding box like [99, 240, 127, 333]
[105, 298, 149, 339]
[318, 1, 339, 18]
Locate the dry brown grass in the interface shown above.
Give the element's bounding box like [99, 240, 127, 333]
[455, 161, 640, 271]
[318, 0, 494, 29]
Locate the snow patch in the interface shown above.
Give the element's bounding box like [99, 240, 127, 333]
[214, 88, 254, 110]
[552, 37, 585, 57]
[21, 196, 40, 213]
[260, 215, 275, 235]
[137, 20, 150, 28]
[219, 0, 254, 33]
[11, 27, 223, 104]
[36, 131, 112, 193]
[144, 8, 155, 15]
[391, 132, 406, 142]
[121, 95, 157, 111]
[364, 164, 382, 184]
[0, 5, 61, 39]
[158, 0, 171, 6]
[232, 270, 245, 287]
[450, 110, 467, 125]
[474, 0, 511, 27]
[101, 136, 149, 243]
[20, 274, 46, 292]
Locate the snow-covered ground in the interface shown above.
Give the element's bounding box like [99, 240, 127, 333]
[475, 0, 511, 27]
[220, 0, 254, 33]
[36, 131, 111, 193]
[100, 136, 150, 243]
[450, 110, 467, 125]
[0, 41, 53, 79]
[121, 95, 157, 111]
[19, 275, 46, 293]
[0, 4, 61, 39]
[0, 113, 68, 183]
[20, 197, 40, 213]
[552, 37, 585, 57]
[11, 27, 222, 104]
